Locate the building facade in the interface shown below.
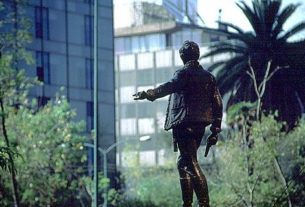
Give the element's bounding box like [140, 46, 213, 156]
[14, 0, 116, 176]
[114, 1, 230, 167]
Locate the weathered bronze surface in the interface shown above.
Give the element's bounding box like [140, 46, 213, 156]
[133, 41, 223, 207]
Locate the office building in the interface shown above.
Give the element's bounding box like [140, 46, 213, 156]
[6, 0, 116, 176]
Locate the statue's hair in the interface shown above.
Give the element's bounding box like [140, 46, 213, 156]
[179, 40, 200, 62]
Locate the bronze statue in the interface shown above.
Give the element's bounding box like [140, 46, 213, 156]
[133, 40, 223, 207]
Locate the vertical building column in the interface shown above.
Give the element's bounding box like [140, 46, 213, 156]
[116, 56, 122, 167]
[64, 0, 70, 101]
[153, 51, 158, 165]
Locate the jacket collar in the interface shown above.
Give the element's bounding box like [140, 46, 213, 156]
[184, 60, 199, 69]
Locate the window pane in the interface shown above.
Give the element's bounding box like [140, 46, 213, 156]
[137, 70, 153, 86]
[120, 104, 136, 118]
[156, 50, 172, 68]
[138, 118, 154, 134]
[120, 71, 136, 87]
[131, 36, 139, 53]
[86, 101, 93, 132]
[35, 7, 49, 39]
[85, 58, 93, 89]
[140, 150, 156, 166]
[156, 68, 173, 83]
[138, 102, 154, 118]
[115, 38, 124, 54]
[119, 54, 135, 71]
[120, 86, 135, 103]
[120, 118, 136, 136]
[36, 51, 50, 84]
[137, 52, 153, 69]
[174, 49, 183, 66]
[85, 15, 93, 46]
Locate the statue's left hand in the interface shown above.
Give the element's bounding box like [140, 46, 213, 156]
[133, 91, 147, 100]
[207, 133, 218, 146]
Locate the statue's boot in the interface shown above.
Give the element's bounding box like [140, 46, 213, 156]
[192, 162, 210, 207]
[179, 174, 193, 207]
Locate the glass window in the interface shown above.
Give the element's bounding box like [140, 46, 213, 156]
[182, 29, 191, 41]
[210, 34, 220, 42]
[137, 52, 153, 69]
[147, 34, 166, 51]
[138, 118, 154, 134]
[35, 6, 49, 39]
[137, 70, 153, 86]
[36, 51, 50, 84]
[115, 38, 125, 54]
[137, 85, 153, 92]
[131, 36, 140, 53]
[174, 49, 183, 66]
[85, 58, 93, 89]
[37, 96, 50, 107]
[84, 15, 93, 46]
[119, 54, 135, 71]
[138, 102, 154, 118]
[120, 118, 136, 136]
[156, 50, 172, 68]
[86, 102, 94, 132]
[123, 37, 132, 53]
[120, 104, 136, 118]
[120, 86, 135, 103]
[120, 71, 136, 87]
[140, 150, 156, 166]
[172, 31, 182, 48]
[192, 30, 202, 44]
[156, 68, 173, 83]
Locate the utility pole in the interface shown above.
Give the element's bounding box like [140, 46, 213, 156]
[93, 0, 99, 206]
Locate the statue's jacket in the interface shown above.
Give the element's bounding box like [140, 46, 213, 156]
[147, 60, 223, 131]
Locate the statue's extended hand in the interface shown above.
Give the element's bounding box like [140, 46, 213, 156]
[133, 91, 147, 100]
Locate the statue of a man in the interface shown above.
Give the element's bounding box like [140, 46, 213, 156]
[133, 40, 223, 207]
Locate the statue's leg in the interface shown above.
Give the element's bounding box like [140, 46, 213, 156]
[177, 155, 193, 207]
[192, 162, 209, 207]
[176, 126, 210, 207]
[175, 127, 194, 207]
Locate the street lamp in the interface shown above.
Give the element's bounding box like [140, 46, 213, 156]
[84, 135, 151, 207]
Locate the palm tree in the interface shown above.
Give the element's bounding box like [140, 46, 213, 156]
[203, 0, 305, 127]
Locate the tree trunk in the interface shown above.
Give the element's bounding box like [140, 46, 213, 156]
[0, 98, 20, 207]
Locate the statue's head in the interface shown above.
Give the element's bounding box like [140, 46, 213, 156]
[179, 40, 200, 64]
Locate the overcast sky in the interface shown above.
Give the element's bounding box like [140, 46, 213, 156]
[198, 0, 305, 32]
[114, 0, 305, 39]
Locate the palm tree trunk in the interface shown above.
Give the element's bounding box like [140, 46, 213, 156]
[0, 98, 20, 207]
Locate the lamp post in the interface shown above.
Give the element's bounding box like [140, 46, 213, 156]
[93, 0, 98, 206]
[84, 135, 151, 207]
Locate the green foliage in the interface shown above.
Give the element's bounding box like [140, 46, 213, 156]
[122, 166, 181, 207]
[120, 143, 181, 207]
[0, 146, 19, 172]
[209, 110, 305, 207]
[118, 199, 159, 207]
[0, 95, 90, 206]
[227, 101, 256, 124]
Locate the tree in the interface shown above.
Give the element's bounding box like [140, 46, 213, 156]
[203, 0, 305, 127]
[0, 0, 33, 205]
[0, 96, 90, 206]
[209, 105, 305, 207]
[0, 1, 93, 206]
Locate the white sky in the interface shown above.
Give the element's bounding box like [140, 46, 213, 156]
[198, 0, 305, 32]
[114, 0, 305, 39]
